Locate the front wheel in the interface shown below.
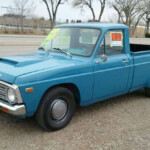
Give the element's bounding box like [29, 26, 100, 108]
[36, 87, 75, 131]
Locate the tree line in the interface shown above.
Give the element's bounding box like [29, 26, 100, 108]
[44, 0, 150, 34]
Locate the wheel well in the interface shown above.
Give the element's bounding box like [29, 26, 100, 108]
[45, 83, 81, 104]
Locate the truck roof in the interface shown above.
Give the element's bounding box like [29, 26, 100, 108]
[56, 23, 128, 30]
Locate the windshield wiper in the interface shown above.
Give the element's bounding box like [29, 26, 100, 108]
[53, 48, 72, 57]
[38, 47, 49, 54]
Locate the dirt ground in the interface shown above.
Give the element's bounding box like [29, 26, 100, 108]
[1, 89, 150, 150]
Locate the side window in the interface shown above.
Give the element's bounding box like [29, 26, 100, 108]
[98, 30, 124, 56]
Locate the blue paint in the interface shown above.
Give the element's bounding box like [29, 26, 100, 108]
[0, 23, 149, 118]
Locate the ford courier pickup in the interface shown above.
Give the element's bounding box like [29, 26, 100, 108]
[0, 23, 150, 131]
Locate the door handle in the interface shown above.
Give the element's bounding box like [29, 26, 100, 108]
[122, 60, 129, 63]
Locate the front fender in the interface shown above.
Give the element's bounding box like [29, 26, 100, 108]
[17, 70, 94, 117]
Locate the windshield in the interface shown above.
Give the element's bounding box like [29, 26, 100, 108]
[40, 27, 101, 57]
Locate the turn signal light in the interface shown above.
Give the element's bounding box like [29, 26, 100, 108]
[0, 107, 9, 113]
[26, 88, 34, 93]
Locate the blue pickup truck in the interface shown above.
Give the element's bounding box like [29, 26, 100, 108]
[0, 23, 150, 131]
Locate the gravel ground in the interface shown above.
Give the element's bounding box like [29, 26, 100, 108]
[1, 90, 150, 150]
[1, 45, 150, 150]
[0, 35, 45, 46]
[0, 46, 37, 57]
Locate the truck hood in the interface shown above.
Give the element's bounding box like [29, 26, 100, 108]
[0, 52, 79, 84]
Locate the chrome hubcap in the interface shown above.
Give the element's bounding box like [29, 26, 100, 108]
[51, 99, 67, 120]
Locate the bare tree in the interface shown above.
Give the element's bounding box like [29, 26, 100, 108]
[109, 0, 146, 29]
[73, 0, 106, 22]
[10, 0, 34, 32]
[43, 0, 67, 29]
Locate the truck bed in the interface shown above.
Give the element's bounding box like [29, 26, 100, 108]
[130, 44, 150, 52]
[131, 47, 150, 92]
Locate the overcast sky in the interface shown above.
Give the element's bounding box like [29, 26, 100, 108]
[0, 0, 116, 22]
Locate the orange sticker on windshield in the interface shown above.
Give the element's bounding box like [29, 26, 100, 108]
[111, 33, 122, 41]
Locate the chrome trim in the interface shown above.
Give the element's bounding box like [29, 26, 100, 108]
[0, 102, 26, 115]
[0, 81, 23, 104]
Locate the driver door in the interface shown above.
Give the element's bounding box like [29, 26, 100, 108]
[93, 30, 130, 100]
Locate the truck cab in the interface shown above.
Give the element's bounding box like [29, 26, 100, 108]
[0, 23, 150, 131]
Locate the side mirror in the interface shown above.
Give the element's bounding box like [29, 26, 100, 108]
[101, 54, 107, 62]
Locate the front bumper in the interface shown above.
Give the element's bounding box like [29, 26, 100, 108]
[0, 101, 26, 115]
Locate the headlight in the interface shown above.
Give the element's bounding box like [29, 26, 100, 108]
[7, 88, 16, 104]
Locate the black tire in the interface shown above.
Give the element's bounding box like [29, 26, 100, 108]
[145, 88, 150, 97]
[36, 87, 75, 131]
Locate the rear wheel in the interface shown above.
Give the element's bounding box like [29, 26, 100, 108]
[36, 87, 75, 131]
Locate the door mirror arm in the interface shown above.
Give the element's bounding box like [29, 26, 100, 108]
[101, 54, 107, 62]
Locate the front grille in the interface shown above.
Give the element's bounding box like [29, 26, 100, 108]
[0, 83, 8, 102]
